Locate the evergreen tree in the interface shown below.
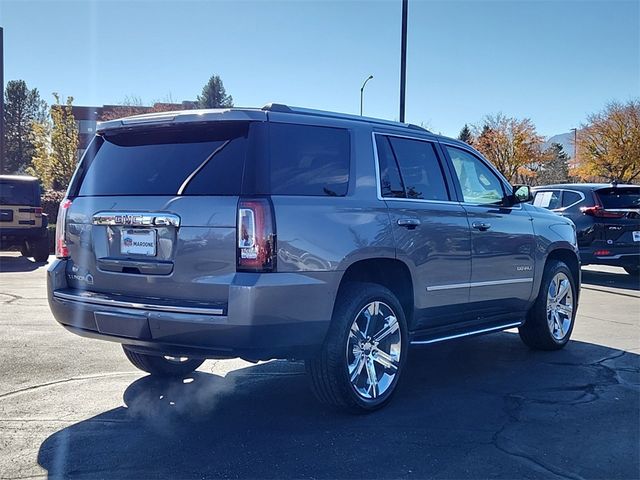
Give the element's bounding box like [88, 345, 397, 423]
[538, 143, 570, 185]
[197, 75, 233, 108]
[458, 124, 472, 144]
[3, 80, 48, 173]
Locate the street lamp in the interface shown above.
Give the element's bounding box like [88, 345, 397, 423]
[570, 127, 578, 166]
[360, 75, 374, 116]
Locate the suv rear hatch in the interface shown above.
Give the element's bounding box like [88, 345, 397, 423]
[0, 177, 43, 229]
[583, 186, 640, 252]
[59, 120, 259, 311]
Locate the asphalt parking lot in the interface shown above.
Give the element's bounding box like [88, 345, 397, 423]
[0, 252, 638, 479]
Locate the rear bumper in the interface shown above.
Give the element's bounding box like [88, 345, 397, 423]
[0, 225, 47, 248]
[580, 247, 640, 268]
[47, 259, 339, 361]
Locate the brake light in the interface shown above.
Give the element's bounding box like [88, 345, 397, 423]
[34, 207, 43, 218]
[581, 206, 625, 218]
[594, 250, 611, 256]
[237, 198, 276, 272]
[55, 199, 72, 259]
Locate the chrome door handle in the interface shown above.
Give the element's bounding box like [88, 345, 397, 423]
[472, 222, 491, 231]
[397, 218, 421, 229]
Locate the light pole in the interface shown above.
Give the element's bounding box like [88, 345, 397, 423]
[360, 75, 373, 116]
[0, 27, 4, 174]
[571, 127, 578, 166]
[399, 0, 408, 123]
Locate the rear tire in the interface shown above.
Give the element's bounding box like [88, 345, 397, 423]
[519, 260, 577, 350]
[122, 345, 204, 377]
[305, 282, 408, 412]
[623, 266, 640, 276]
[32, 237, 49, 262]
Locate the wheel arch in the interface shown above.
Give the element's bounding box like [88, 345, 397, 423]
[335, 258, 415, 329]
[542, 247, 581, 301]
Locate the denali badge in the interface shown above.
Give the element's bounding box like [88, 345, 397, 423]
[516, 265, 532, 271]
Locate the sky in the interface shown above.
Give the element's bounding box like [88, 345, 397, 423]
[0, 0, 638, 138]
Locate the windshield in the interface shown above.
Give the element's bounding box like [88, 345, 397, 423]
[597, 187, 640, 209]
[77, 123, 249, 196]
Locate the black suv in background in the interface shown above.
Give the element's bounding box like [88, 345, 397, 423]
[532, 183, 640, 275]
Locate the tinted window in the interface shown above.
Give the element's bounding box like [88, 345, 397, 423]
[533, 190, 562, 209]
[78, 123, 248, 196]
[0, 180, 39, 206]
[270, 123, 350, 196]
[562, 191, 582, 208]
[446, 146, 504, 205]
[596, 187, 640, 209]
[375, 136, 405, 198]
[387, 137, 449, 201]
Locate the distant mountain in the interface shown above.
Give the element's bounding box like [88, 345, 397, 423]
[544, 132, 575, 158]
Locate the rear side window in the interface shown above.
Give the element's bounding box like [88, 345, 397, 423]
[533, 190, 562, 209]
[269, 123, 350, 196]
[0, 180, 39, 206]
[596, 187, 640, 209]
[562, 191, 583, 208]
[385, 137, 450, 201]
[375, 136, 405, 198]
[77, 123, 248, 196]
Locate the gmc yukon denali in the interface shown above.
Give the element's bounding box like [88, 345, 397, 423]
[48, 104, 581, 411]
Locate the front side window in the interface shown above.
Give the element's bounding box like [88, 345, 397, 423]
[269, 123, 350, 196]
[446, 146, 505, 205]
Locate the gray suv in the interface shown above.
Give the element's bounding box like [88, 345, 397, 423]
[48, 104, 580, 411]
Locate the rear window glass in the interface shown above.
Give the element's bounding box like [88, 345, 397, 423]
[269, 123, 350, 196]
[77, 123, 248, 196]
[533, 190, 561, 209]
[597, 187, 640, 209]
[0, 180, 39, 205]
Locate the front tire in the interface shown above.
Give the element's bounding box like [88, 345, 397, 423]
[519, 260, 577, 350]
[306, 282, 408, 412]
[122, 345, 204, 377]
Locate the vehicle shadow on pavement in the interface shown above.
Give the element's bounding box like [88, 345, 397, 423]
[37, 334, 639, 479]
[581, 268, 640, 292]
[0, 253, 48, 272]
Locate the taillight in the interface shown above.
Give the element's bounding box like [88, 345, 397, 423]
[55, 199, 72, 259]
[581, 206, 625, 218]
[237, 198, 276, 272]
[594, 250, 611, 256]
[34, 207, 43, 218]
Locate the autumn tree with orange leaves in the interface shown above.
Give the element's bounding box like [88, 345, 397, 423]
[472, 114, 548, 184]
[573, 100, 640, 183]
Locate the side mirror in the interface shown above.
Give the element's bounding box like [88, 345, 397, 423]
[511, 185, 533, 204]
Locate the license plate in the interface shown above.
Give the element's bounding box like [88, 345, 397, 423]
[120, 229, 156, 256]
[633, 231, 640, 242]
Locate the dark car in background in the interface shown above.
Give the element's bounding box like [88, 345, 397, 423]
[532, 183, 640, 275]
[0, 175, 49, 262]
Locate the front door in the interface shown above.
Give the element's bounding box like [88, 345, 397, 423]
[442, 144, 535, 319]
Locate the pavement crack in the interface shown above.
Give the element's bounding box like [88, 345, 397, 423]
[0, 371, 140, 400]
[492, 394, 587, 480]
[0, 292, 23, 304]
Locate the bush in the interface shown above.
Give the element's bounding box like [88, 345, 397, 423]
[42, 190, 66, 224]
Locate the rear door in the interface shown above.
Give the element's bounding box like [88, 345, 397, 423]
[64, 121, 256, 308]
[442, 143, 535, 318]
[375, 132, 472, 328]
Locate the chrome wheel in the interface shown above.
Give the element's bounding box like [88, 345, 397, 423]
[546, 272, 573, 341]
[346, 301, 402, 400]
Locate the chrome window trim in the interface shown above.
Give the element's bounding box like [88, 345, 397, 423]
[371, 131, 456, 205]
[533, 188, 586, 211]
[92, 212, 181, 227]
[410, 321, 523, 345]
[426, 277, 534, 292]
[53, 291, 224, 316]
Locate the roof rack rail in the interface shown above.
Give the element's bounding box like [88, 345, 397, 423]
[261, 103, 430, 132]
